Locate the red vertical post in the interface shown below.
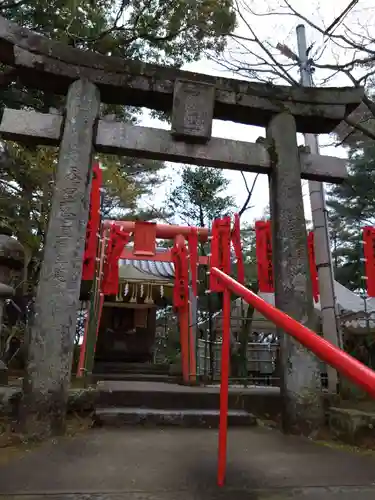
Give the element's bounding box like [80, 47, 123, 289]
[188, 301, 197, 382]
[172, 234, 190, 384]
[210, 216, 232, 487]
[179, 306, 190, 383]
[255, 220, 274, 293]
[363, 226, 375, 297]
[218, 287, 231, 487]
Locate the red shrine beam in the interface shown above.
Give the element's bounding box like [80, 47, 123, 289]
[104, 220, 209, 241]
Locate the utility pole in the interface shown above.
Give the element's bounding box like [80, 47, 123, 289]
[296, 24, 342, 393]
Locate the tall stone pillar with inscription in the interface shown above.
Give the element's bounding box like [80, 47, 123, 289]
[267, 113, 324, 434]
[21, 80, 100, 437]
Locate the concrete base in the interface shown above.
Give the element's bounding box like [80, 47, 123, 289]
[0, 427, 375, 498]
[329, 407, 375, 445]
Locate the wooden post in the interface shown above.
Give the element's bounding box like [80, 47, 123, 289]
[188, 288, 197, 383]
[82, 226, 107, 381]
[22, 79, 100, 438]
[267, 112, 324, 435]
[179, 301, 190, 384]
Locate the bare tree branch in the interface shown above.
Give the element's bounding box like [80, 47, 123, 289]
[238, 172, 259, 217]
[214, 0, 375, 144]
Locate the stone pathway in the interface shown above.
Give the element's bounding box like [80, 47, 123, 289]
[0, 426, 375, 499]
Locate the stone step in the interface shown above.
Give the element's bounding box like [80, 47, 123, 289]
[93, 373, 180, 383]
[96, 385, 281, 419]
[93, 362, 170, 375]
[94, 407, 257, 428]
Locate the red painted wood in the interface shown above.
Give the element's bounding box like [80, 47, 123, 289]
[133, 221, 157, 256]
[211, 267, 375, 399]
[104, 220, 209, 241]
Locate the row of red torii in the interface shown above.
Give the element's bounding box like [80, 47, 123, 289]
[77, 163, 329, 383]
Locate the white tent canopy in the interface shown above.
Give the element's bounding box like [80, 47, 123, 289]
[209, 280, 375, 336]
[259, 279, 375, 314]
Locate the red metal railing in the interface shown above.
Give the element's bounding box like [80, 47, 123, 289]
[212, 266, 375, 487]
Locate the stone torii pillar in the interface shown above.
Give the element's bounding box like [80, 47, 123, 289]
[267, 113, 323, 434]
[21, 79, 100, 437]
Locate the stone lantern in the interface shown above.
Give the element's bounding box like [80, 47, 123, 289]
[0, 225, 25, 385]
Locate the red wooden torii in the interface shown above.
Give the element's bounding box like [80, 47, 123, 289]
[77, 162, 245, 386]
[77, 163, 246, 385]
[78, 212, 213, 383]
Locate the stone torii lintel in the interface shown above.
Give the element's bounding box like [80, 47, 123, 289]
[0, 108, 348, 183]
[0, 15, 364, 134]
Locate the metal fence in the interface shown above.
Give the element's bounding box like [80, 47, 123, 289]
[151, 299, 331, 388]
[196, 339, 280, 386]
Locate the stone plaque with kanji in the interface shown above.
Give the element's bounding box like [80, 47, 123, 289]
[171, 79, 215, 143]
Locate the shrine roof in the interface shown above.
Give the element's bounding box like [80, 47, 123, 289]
[119, 247, 174, 281]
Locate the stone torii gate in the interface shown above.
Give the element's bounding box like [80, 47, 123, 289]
[0, 16, 363, 437]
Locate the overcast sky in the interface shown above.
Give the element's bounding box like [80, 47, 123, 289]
[140, 1, 369, 226]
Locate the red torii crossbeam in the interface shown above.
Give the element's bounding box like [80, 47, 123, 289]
[105, 220, 209, 241]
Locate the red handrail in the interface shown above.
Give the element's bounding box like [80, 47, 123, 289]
[211, 267, 375, 398]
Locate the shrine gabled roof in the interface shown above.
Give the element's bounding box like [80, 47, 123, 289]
[119, 247, 174, 281]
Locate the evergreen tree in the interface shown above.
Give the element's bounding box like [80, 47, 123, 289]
[168, 165, 258, 378]
[168, 165, 257, 283]
[168, 165, 235, 227]
[328, 140, 375, 292]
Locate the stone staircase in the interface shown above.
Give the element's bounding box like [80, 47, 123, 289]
[92, 361, 179, 383]
[93, 381, 262, 429]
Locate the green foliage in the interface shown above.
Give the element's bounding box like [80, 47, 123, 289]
[0, 143, 57, 282]
[2, 0, 235, 64]
[99, 154, 166, 219]
[168, 165, 257, 286]
[328, 140, 375, 292]
[168, 165, 235, 227]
